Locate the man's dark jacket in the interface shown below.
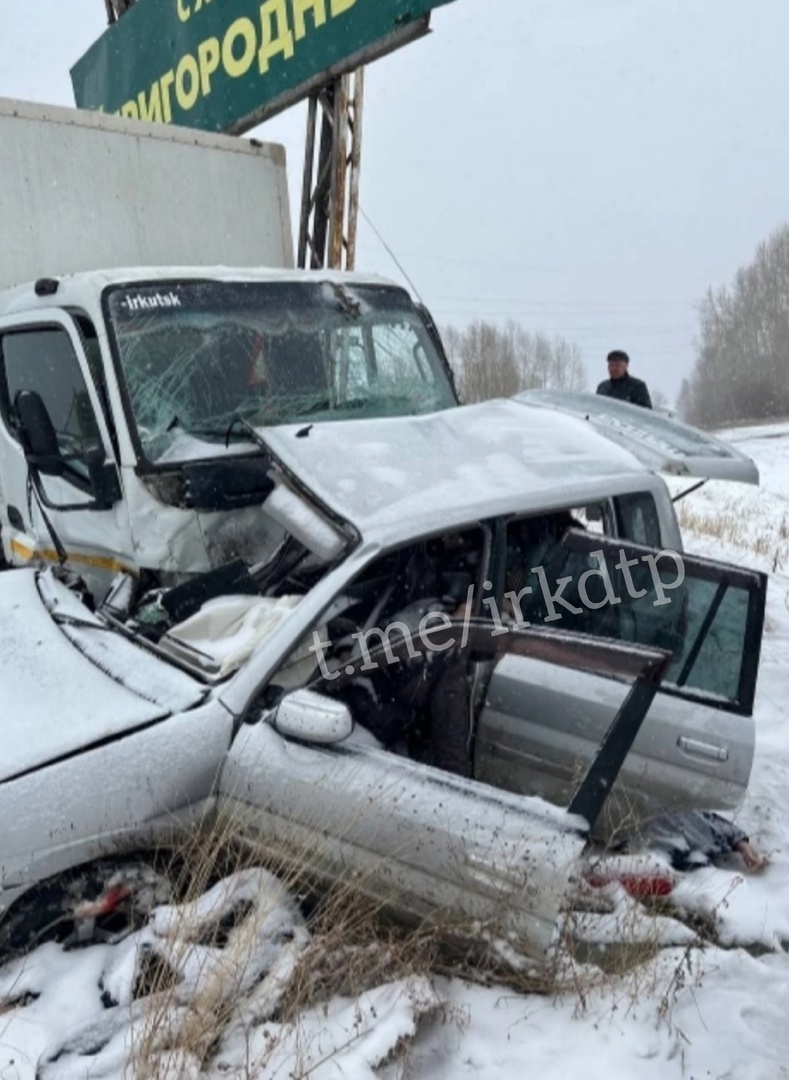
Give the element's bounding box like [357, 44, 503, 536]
[596, 373, 652, 409]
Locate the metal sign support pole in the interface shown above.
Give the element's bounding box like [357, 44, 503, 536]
[298, 69, 365, 271]
[104, 0, 135, 23]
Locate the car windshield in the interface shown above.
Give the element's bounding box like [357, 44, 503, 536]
[106, 280, 457, 464]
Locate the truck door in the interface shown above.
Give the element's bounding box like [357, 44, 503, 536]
[474, 526, 766, 835]
[0, 311, 133, 597]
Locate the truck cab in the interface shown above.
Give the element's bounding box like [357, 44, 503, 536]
[0, 266, 459, 597]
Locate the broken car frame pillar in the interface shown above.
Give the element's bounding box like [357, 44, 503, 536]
[298, 69, 365, 271]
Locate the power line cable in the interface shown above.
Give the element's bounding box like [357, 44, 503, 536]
[418, 293, 697, 311]
[359, 206, 424, 305]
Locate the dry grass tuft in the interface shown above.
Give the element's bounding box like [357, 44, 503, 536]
[125, 814, 450, 1079]
[676, 503, 789, 571]
[78, 787, 722, 1077]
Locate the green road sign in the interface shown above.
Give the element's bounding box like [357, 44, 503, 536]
[71, 0, 458, 134]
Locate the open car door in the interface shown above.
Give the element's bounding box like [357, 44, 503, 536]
[475, 529, 766, 835]
[220, 620, 670, 963]
[515, 389, 759, 485]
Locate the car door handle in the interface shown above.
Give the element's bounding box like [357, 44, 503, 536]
[677, 736, 729, 763]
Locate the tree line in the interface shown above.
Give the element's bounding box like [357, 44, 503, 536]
[442, 320, 587, 403]
[680, 225, 789, 427]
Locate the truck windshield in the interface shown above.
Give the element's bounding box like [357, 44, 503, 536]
[106, 280, 457, 464]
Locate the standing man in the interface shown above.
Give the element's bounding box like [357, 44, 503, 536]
[596, 350, 652, 409]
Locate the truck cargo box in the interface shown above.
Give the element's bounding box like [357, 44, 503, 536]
[0, 97, 293, 289]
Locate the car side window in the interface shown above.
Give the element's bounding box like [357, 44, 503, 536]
[506, 527, 764, 714]
[593, 548, 756, 707]
[0, 326, 101, 487]
[567, 502, 610, 536]
[614, 492, 662, 546]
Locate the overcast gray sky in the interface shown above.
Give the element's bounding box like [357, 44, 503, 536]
[1, 0, 788, 401]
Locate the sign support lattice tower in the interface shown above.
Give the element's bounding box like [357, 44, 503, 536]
[297, 69, 364, 272]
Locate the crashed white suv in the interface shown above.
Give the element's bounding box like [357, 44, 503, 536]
[0, 390, 765, 962]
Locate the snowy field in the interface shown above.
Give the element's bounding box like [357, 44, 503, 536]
[2, 423, 789, 1080]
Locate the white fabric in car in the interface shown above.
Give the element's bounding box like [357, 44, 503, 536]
[164, 594, 303, 678]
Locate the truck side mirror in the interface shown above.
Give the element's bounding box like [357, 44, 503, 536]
[15, 389, 121, 509]
[74, 391, 105, 468]
[15, 390, 64, 477]
[73, 390, 120, 505]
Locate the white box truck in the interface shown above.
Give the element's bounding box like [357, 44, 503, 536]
[0, 98, 460, 597]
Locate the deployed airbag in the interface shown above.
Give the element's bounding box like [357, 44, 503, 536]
[163, 594, 303, 678]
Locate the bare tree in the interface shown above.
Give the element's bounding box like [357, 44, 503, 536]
[443, 320, 586, 404]
[456, 321, 520, 402]
[685, 224, 789, 427]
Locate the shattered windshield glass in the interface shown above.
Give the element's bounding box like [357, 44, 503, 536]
[106, 280, 457, 464]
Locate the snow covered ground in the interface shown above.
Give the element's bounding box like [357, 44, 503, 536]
[2, 423, 789, 1080]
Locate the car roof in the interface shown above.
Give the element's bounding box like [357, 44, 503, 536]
[261, 397, 660, 547]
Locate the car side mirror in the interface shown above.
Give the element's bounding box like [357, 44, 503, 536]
[274, 688, 353, 745]
[15, 390, 64, 477]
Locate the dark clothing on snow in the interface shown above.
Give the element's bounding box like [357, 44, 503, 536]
[596, 372, 653, 409]
[628, 810, 748, 871]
